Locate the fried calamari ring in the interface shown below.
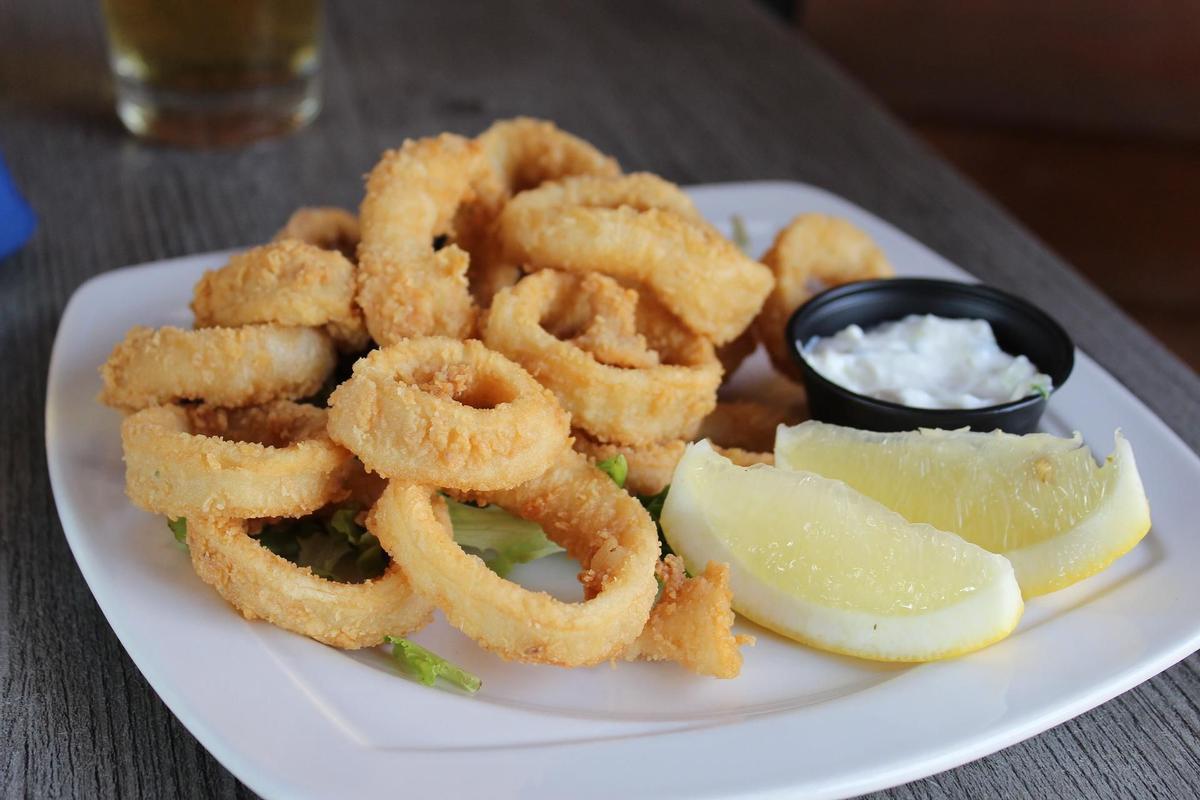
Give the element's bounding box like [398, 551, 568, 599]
[370, 449, 659, 666]
[470, 170, 715, 310]
[99, 325, 336, 411]
[694, 399, 808, 453]
[458, 119, 622, 307]
[497, 202, 774, 344]
[499, 172, 705, 223]
[272, 206, 360, 261]
[356, 134, 483, 344]
[623, 556, 753, 679]
[327, 337, 569, 491]
[121, 402, 353, 518]
[191, 240, 369, 352]
[484, 271, 720, 445]
[754, 214, 893, 379]
[475, 117, 620, 202]
[187, 515, 433, 649]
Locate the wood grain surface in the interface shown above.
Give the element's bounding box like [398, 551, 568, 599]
[2, 1, 1197, 798]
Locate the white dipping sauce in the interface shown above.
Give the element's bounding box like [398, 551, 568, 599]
[802, 314, 1052, 410]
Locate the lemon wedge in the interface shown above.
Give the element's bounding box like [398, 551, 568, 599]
[661, 441, 1023, 661]
[775, 422, 1151, 597]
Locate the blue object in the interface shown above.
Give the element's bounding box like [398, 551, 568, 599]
[0, 153, 36, 261]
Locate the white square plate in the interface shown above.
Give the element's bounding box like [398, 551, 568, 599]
[47, 181, 1200, 799]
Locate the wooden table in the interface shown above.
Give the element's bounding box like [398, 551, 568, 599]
[3, 1, 1198, 797]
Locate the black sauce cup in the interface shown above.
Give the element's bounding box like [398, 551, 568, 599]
[785, 278, 1075, 434]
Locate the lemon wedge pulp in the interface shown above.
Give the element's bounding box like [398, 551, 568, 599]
[775, 422, 1151, 597]
[661, 441, 1024, 662]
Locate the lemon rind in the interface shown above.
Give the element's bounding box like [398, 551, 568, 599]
[1005, 432, 1151, 597]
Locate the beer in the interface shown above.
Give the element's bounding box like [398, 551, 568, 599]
[101, 0, 323, 147]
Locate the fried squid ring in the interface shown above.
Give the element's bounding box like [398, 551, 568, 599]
[370, 448, 659, 666]
[475, 117, 620, 202]
[459, 119, 622, 307]
[499, 172, 705, 223]
[327, 337, 569, 491]
[623, 556, 753, 679]
[121, 401, 354, 518]
[187, 515, 433, 649]
[484, 271, 720, 445]
[754, 214, 893, 379]
[497, 201, 774, 344]
[191, 240, 369, 352]
[99, 324, 336, 411]
[470, 171, 713, 310]
[272, 206, 360, 261]
[356, 134, 483, 344]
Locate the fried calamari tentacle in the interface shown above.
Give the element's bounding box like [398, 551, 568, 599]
[372, 450, 659, 667]
[754, 214, 893, 380]
[121, 402, 354, 518]
[694, 399, 808, 454]
[272, 206, 360, 261]
[499, 203, 773, 344]
[99, 324, 336, 411]
[191, 240, 369, 352]
[484, 271, 720, 445]
[327, 338, 569, 491]
[356, 134, 484, 343]
[623, 556, 754, 679]
[187, 515, 433, 649]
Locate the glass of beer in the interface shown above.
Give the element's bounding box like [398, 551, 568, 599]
[101, 0, 323, 147]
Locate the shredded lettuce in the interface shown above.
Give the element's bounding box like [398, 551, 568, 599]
[167, 517, 188, 546]
[257, 503, 387, 583]
[385, 636, 481, 693]
[447, 499, 563, 578]
[595, 453, 628, 489]
[730, 213, 750, 253]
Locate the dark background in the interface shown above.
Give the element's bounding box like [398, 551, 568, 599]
[795, 0, 1200, 370]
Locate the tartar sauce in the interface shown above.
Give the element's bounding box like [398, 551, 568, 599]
[801, 314, 1051, 410]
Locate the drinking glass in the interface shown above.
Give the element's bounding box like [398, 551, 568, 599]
[101, 0, 323, 147]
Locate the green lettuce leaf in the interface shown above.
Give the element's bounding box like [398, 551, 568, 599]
[638, 485, 672, 556]
[167, 517, 188, 547]
[731, 213, 750, 253]
[595, 453, 628, 489]
[257, 503, 387, 584]
[385, 636, 481, 693]
[447, 499, 563, 578]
